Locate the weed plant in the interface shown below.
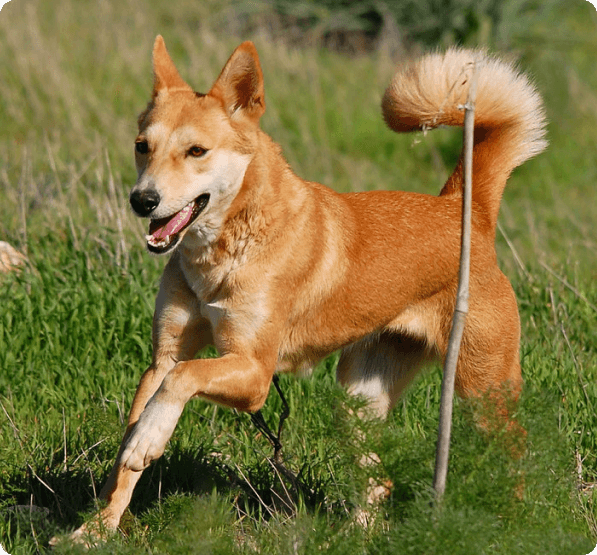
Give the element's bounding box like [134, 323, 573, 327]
[1, 0, 596, 553]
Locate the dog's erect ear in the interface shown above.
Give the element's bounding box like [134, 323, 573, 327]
[209, 42, 265, 123]
[152, 35, 193, 96]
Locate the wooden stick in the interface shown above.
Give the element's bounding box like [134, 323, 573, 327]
[433, 58, 481, 499]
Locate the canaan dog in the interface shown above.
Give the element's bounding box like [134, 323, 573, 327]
[65, 37, 547, 543]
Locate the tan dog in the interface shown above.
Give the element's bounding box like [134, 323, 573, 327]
[66, 37, 546, 543]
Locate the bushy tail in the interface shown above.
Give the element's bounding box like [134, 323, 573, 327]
[382, 48, 547, 228]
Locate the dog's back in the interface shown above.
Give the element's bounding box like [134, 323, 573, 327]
[333, 49, 547, 417]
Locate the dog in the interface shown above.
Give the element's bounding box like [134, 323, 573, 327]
[64, 36, 546, 544]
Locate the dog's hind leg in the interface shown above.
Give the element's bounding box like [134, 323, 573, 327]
[337, 332, 433, 419]
[450, 272, 525, 456]
[58, 256, 212, 547]
[336, 332, 433, 524]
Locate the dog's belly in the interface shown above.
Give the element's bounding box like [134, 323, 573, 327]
[271, 303, 433, 380]
[274, 354, 315, 376]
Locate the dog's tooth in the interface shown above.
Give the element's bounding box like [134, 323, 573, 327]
[147, 234, 168, 248]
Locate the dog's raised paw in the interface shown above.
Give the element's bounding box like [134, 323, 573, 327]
[120, 400, 183, 471]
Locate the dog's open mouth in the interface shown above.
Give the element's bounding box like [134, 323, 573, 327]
[146, 193, 210, 254]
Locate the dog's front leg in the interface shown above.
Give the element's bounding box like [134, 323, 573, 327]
[59, 257, 211, 546]
[121, 352, 275, 471]
[119, 388, 184, 471]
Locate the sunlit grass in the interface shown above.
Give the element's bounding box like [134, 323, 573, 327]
[1, 0, 596, 552]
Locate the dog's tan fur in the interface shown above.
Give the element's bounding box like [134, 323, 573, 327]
[65, 37, 546, 543]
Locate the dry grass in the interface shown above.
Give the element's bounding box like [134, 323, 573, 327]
[1, 0, 596, 553]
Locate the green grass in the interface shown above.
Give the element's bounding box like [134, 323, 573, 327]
[2, 240, 596, 554]
[1, 0, 597, 553]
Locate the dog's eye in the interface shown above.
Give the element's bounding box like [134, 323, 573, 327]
[187, 146, 207, 158]
[135, 140, 149, 155]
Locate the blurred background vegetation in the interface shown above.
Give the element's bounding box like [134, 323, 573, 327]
[239, 0, 564, 52]
[1, 0, 596, 274]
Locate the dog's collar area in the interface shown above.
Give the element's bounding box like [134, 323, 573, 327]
[146, 193, 210, 254]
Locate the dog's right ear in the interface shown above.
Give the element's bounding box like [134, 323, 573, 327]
[152, 35, 193, 97]
[209, 42, 265, 124]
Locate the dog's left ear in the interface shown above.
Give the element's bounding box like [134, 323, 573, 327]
[209, 42, 265, 123]
[152, 35, 193, 96]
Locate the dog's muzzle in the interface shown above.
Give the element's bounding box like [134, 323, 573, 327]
[130, 189, 161, 217]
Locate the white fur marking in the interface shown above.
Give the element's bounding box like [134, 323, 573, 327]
[120, 398, 183, 471]
[181, 149, 251, 248]
[347, 375, 392, 417]
[201, 287, 270, 343]
[348, 375, 388, 400]
[201, 300, 226, 332]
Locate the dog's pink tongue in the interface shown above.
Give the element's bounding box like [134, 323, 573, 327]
[150, 204, 194, 240]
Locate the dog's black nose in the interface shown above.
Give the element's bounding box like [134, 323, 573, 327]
[130, 189, 160, 217]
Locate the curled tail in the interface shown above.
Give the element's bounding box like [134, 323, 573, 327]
[382, 48, 547, 228]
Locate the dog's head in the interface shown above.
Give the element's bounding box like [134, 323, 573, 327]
[130, 36, 265, 255]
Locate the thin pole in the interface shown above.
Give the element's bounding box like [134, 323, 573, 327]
[433, 58, 481, 499]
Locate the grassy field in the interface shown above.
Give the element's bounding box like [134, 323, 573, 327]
[1, 0, 597, 553]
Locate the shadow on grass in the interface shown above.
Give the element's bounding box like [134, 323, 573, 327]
[16, 439, 330, 548]
[5, 383, 595, 554]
